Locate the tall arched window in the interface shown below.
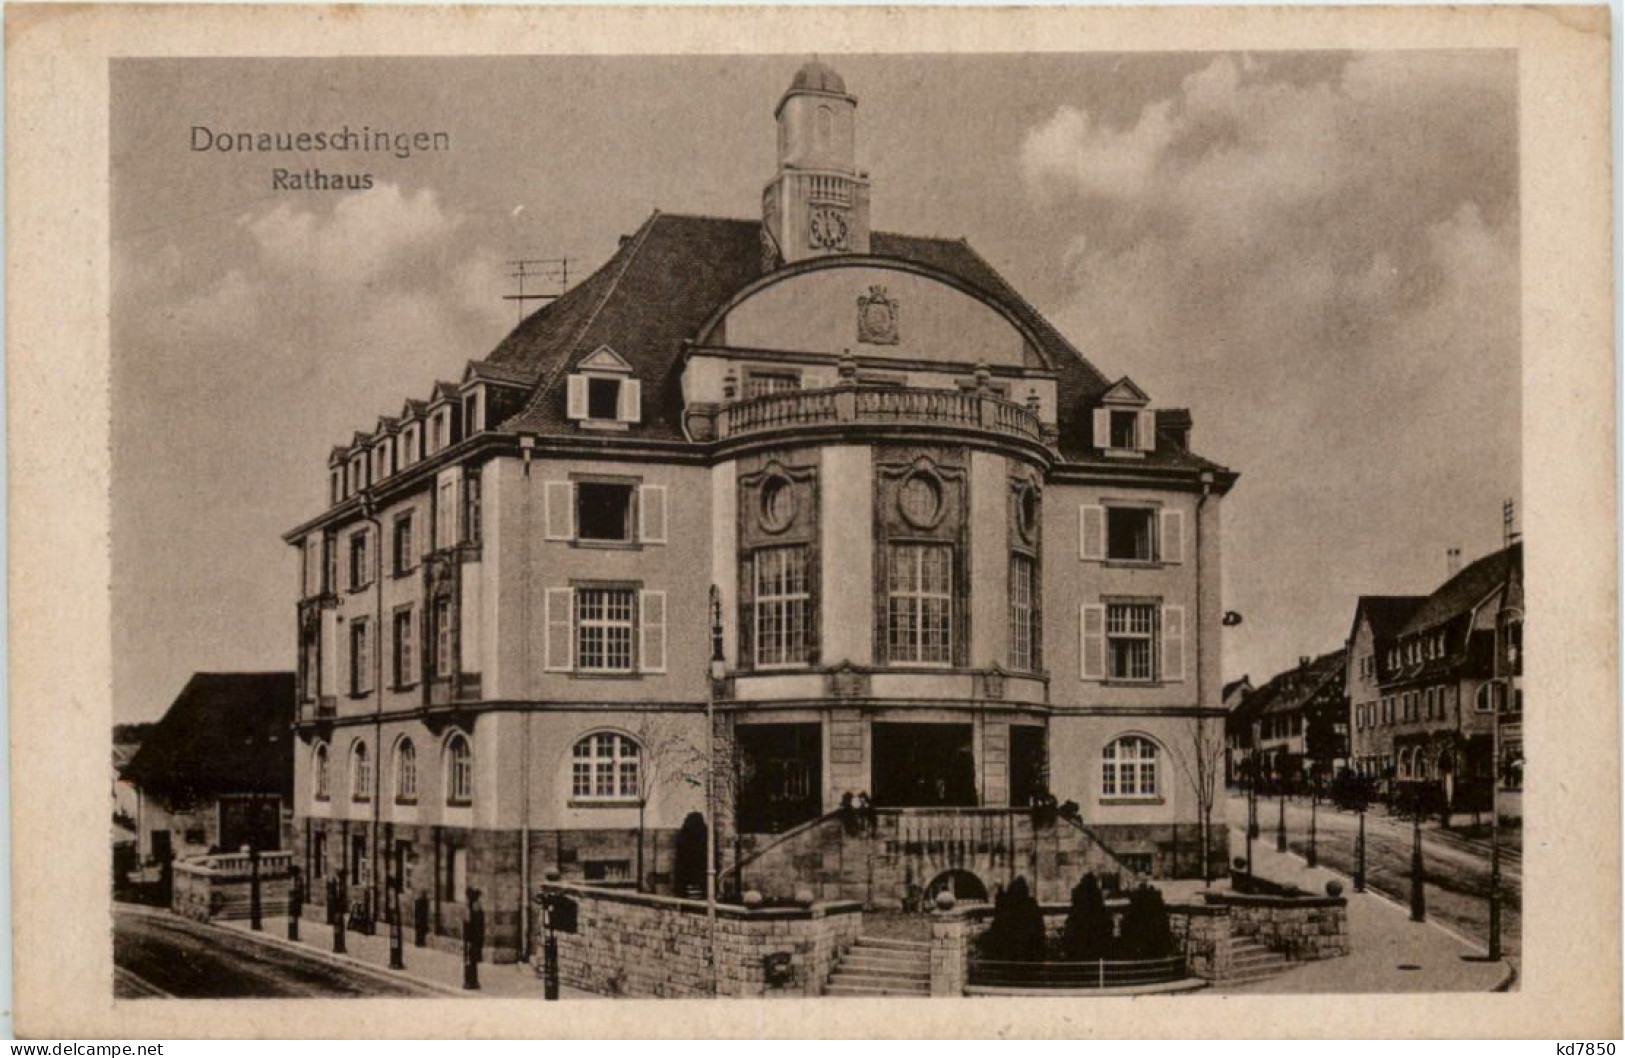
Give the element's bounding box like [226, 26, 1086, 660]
[350, 740, 371, 802]
[445, 732, 473, 806]
[571, 731, 641, 801]
[1102, 736, 1159, 799]
[395, 738, 418, 803]
[313, 743, 330, 801]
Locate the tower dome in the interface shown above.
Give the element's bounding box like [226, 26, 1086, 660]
[789, 59, 846, 96]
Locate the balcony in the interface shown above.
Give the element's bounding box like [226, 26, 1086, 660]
[714, 385, 1047, 446]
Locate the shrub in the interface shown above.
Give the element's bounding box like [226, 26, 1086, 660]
[673, 812, 708, 898]
[978, 876, 1046, 961]
[1061, 873, 1114, 960]
[1118, 884, 1175, 960]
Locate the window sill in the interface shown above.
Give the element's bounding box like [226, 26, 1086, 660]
[445, 799, 472, 809]
[347, 692, 374, 700]
[1101, 679, 1165, 688]
[391, 682, 419, 693]
[566, 670, 643, 680]
[346, 585, 374, 596]
[394, 797, 418, 807]
[1102, 559, 1164, 570]
[571, 539, 642, 551]
[1100, 449, 1147, 460]
[577, 420, 631, 432]
[391, 567, 417, 580]
[1101, 797, 1164, 806]
[568, 799, 640, 809]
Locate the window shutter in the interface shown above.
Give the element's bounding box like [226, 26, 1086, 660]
[566, 375, 588, 420]
[1137, 410, 1157, 451]
[1160, 509, 1184, 564]
[639, 484, 668, 544]
[640, 590, 667, 674]
[1080, 603, 1106, 680]
[620, 379, 643, 423]
[1162, 605, 1185, 682]
[1078, 504, 1105, 561]
[1093, 408, 1111, 449]
[544, 588, 574, 672]
[544, 481, 575, 541]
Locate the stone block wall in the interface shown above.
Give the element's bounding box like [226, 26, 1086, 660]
[538, 882, 862, 998]
[1168, 903, 1232, 980]
[1208, 891, 1349, 960]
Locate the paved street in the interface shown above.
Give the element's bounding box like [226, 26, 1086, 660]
[114, 905, 438, 998]
[1226, 792, 1522, 958]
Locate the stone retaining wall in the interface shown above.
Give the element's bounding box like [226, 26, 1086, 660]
[1205, 891, 1349, 960]
[537, 882, 862, 998]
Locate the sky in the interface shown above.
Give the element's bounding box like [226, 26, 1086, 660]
[111, 52, 1520, 722]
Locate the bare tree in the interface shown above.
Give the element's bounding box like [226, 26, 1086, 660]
[627, 714, 710, 892]
[1171, 715, 1227, 886]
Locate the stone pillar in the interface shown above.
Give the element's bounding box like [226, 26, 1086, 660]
[929, 908, 975, 996]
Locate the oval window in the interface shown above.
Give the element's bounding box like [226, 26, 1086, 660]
[761, 476, 795, 532]
[898, 473, 942, 528]
[1018, 485, 1039, 541]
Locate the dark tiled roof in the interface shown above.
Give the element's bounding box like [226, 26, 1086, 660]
[1222, 676, 1251, 699]
[120, 673, 295, 800]
[1357, 595, 1426, 640]
[1257, 649, 1346, 716]
[466, 211, 1230, 473]
[1401, 543, 1520, 636]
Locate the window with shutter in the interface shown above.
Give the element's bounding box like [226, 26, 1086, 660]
[566, 375, 588, 420]
[1160, 509, 1184, 564]
[639, 484, 667, 544]
[1079, 505, 1105, 561]
[544, 481, 575, 541]
[1137, 409, 1157, 452]
[1080, 603, 1106, 680]
[544, 588, 574, 672]
[1161, 605, 1185, 682]
[619, 379, 642, 423]
[640, 590, 666, 673]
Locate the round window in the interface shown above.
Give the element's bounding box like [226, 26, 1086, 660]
[898, 473, 943, 528]
[760, 477, 795, 532]
[1018, 485, 1039, 541]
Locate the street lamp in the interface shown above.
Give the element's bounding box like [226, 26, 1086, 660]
[1409, 789, 1427, 922]
[1307, 774, 1319, 868]
[1276, 774, 1287, 854]
[1354, 799, 1367, 893]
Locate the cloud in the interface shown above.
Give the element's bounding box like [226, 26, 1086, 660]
[1018, 51, 1520, 680]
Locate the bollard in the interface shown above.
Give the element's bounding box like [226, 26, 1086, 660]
[333, 884, 348, 955]
[544, 933, 560, 1001]
[288, 868, 303, 942]
[389, 889, 405, 971]
[249, 847, 262, 932]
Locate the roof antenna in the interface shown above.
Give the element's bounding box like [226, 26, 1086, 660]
[503, 257, 571, 324]
[1503, 498, 1519, 547]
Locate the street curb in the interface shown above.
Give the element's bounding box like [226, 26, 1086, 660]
[218, 922, 466, 996]
[118, 902, 464, 997]
[1492, 959, 1520, 992]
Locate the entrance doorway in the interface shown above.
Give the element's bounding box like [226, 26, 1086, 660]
[1008, 725, 1047, 807]
[871, 723, 976, 807]
[736, 723, 822, 833]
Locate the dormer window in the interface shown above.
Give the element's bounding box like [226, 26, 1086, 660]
[1093, 377, 1156, 456]
[566, 345, 641, 428]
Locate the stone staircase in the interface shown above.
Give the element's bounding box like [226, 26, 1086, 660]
[825, 936, 933, 997]
[1227, 938, 1293, 985]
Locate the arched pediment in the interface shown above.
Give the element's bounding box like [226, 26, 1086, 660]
[695, 257, 1051, 370]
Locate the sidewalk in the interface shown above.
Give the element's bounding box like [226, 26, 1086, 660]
[1205, 828, 1515, 994]
[217, 913, 599, 999]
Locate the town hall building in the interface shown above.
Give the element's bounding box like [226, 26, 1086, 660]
[285, 61, 1239, 961]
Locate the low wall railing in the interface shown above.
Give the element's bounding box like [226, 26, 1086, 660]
[968, 954, 1188, 990]
[716, 384, 1046, 445]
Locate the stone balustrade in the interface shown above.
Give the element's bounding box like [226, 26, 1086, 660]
[714, 384, 1047, 445]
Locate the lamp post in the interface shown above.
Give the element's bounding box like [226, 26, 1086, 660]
[705, 586, 724, 997]
[1488, 674, 1508, 960]
[1409, 790, 1427, 922]
[1354, 800, 1367, 893]
[1245, 762, 1255, 878]
[1307, 774, 1319, 868]
[1276, 776, 1287, 854]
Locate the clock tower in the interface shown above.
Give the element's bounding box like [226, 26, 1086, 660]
[761, 60, 872, 268]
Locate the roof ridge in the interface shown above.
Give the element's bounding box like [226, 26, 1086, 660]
[507, 210, 663, 429]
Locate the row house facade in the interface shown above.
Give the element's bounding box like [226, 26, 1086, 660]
[284, 62, 1238, 961]
[1227, 651, 1345, 788]
[1346, 543, 1523, 812]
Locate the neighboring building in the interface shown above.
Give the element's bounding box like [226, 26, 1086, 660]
[120, 673, 296, 867]
[1344, 595, 1424, 790]
[1346, 543, 1522, 811]
[1221, 676, 1253, 784]
[1249, 651, 1346, 785]
[1493, 544, 1524, 819]
[112, 722, 154, 837]
[283, 61, 1238, 961]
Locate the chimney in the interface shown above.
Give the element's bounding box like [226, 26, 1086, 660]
[1447, 547, 1462, 577]
[1298, 655, 1311, 668]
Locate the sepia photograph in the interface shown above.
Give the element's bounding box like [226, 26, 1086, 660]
[107, 47, 1526, 1001]
[6, 2, 1614, 1040]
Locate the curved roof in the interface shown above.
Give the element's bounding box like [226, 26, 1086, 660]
[789, 60, 847, 95]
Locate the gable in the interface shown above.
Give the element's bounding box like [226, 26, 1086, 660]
[577, 345, 634, 374]
[1100, 377, 1150, 406]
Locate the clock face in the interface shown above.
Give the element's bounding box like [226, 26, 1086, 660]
[808, 207, 850, 250]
